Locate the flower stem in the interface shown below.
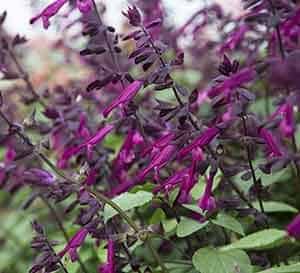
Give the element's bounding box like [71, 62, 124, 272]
[0, 103, 169, 273]
[146, 239, 170, 273]
[5, 43, 47, 107]
[241, 114, 266, 216]
[40, 197, 89, 273]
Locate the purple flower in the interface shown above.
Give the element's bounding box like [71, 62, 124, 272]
[84, 168, 98, 186]
[287, 214, 300, 239]
[30, 0, 68, 29]
[142, 132, 175, 157]
[112, 130, 143, 184]
[153, 168, 189, 194]
[77, 113, 91, 139]
[59, 228, 88, 262]
[178, 127, 220, 158]
[137, 144, 176, 182]
[198, 173, 217, 212]
[0, 146, 16, 185]
[219, 24, 249, 54]
[154, 149, 202, 203]
[59, 124, 114, 167]
[270, 103, 295, 138]
[98, 239, 115, 273]
[259, 128, 283, 157]
[122, 6, 142, 27]
[113, 130, 143, 171]
[103, 80, 143, 118]
[281, 8, 300, 42]
[23, 168, 55, 186]
[30, 0, 92, 29]
[208, 68, 256, 99]
[76, 0, 93, 13]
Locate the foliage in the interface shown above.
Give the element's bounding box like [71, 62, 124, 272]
[1, 0, 300, 273]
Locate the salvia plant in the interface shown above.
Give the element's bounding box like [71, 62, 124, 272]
[1, 0, 300, 272]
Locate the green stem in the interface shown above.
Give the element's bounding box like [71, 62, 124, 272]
[40, 196, 89, 273]
[146, 239, 170, 273]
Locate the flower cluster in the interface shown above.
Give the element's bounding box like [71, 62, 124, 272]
[1, 0, 300, 272]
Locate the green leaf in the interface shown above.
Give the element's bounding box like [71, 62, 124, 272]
[192, 247, 252, 273]
[191, 169, 222, 200]
[256, 263, 300, 273]
[234, 165, 291, 193]
[169, 187, 180, 207]
[252, 201, 298, 214]
[103, 191, 153, 222]
[149, 208, 166, 225]
[162, 218, 178, 233]
[182, 204, 203, 214]
[222, 229, 288, 251]
[102, 133, 123, 154]
[176, 217, 208, 238]
[212, 213, 245, 236]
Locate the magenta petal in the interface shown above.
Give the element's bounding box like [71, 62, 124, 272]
[98, 239, 115, 273]
[208, 68, 255, 98]
[198, 174, 216, 212]
[179, 127, 219, 158]
[287, 214, 300, 239]
[30, 0, 68, 29]
[76, 0, 93, 13]
[59, 228, 88, 262]
[137, 145, 175, 182]
[103, 80, 143, 118]
[259, 128, 282, 157]
[85, 124, 114, 146]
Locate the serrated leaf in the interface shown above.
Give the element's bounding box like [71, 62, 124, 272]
[192, 247, 252, 273]
[252, 201, 298, 214]
[212, 213, 245, 236]
[256, 263, 300, 273]
[176, 217, 208, 238]
[222, 229, 288, 251]
[103, 191, 153, 222]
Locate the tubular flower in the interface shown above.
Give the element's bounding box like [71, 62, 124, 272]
[76, 0, 93, 13]
[287, 214, 300, 239]
[113, 130, 143, 171]
[0, 146, 16, 185]
[84, 168, 98, 186]
[98, 239, 115, 273]
[270, 103, 295, 138]
[141, 132, 175, 157]
[59, 124, 114, 167]
[154, 149, 203, 203]
[137, 144, 176, 182]
[103, 80, 144, 118]
[59, 228, 88, 262]
[153, 168, 189, 195]
[23, 168, 55, 186]
[198, 173, 217, 213]
[178, 127, 220, 158]
[30, 0, 92, 29]
[259, 128, 283, 157]
[219, 24, 249, 53]
[112, 130, 143, 184]
[281, 8, 300, 42]
[207, 67, 256, 99]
